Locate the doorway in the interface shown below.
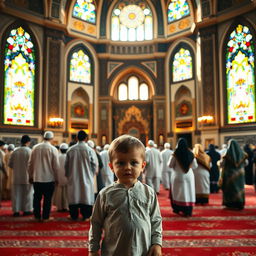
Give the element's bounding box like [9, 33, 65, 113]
[177, 133, 192, 149]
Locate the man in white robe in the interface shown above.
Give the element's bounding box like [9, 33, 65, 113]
[145, 140, 163, 194]
[8, 135, 33, 216]
[0, 140, 7, 207]
[100, 144, 114, 187]
[28, 131, 59, 222]
[65, 130, 96, 221]
[161, 143, 173, 190]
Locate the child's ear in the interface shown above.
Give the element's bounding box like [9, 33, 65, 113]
[142, 161, 146, 169]
[109, 162, 113, 170]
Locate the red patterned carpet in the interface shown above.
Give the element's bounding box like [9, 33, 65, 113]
[0, 185, 256, 256]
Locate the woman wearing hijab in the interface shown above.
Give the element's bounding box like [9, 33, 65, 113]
[206, 144, 221, 193]
[193, 144, 211, 205]
[167, 138, 198, 217]
[243, 144, 254, 185]
[219, 139, 247, 210]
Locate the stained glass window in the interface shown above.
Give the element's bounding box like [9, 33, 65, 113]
[226, 24, 255, 124]
[111, 0, 153, 41]
[168, 0, 190, 23]
[73, 0, 96, 24]
[3, 26, 35, 126]
[172, 47, 193, 82]
[118, 76, 149, 100]
[70, 49, 91, 83]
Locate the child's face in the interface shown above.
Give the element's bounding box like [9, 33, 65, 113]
[109, 147, 146, 188]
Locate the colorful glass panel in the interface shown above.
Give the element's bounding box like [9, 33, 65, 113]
[73, 0, 96, 24]
[111, 0, 153, 41]
[168, 0, 190, 23]
[4, 26, 35, 126]
[226, 24, 255, 124]
[70, 49, 91, 83]
[172, 47, 193, 82]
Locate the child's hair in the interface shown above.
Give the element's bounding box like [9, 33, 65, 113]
[108, 135, 146, 162]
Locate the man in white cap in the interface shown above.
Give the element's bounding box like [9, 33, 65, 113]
[161, 143, 173, 190]
[65, 130, 96, 221]
[100, 144, 114, 187]
[0, 140, 7, 207]
[9, 135, 33, 216]
[53, 143, 69, 212]
[144, 140, 163, 194]
[28, 131, 59, 222]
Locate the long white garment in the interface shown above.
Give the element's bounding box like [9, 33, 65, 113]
[89, 181, 162, 255]
[28, 141, 59, 182]
[65, 141, 96, 205]
[160, 149, 173, 189]
[53, 153, 68, 210]
[8, 146, 33, 212]
[100, 150, 114, 187]
[193, 163, 210, 196]
[168, 156, 197, 205]
[145, 147, 162, 193]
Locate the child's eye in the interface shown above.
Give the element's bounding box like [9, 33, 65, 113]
[131, 160, 139, 166]
[116, 161, 124, 166]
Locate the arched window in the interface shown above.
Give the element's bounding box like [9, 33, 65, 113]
[118, 76, 149, 101]
[73, 0, 96, 24]
[168, 0, 190, 23]
[111, 0, 153, 41]
[3, 26, 36, 126]
[226, 24, 255, 124]
[172, 47, 193, 82]
[69, 49, 91, 84]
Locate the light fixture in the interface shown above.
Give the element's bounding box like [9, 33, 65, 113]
[197, 115, 214, 124]
[48, 117, 64, 128]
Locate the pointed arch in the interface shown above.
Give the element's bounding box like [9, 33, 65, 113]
[222, 19, 256, 125]
[1, 22, 39, 127]
[68, 44, 94, 84]
[167, 0, 190, 23]
[170, 42, 194, 83]
[72, 0, 97, 24]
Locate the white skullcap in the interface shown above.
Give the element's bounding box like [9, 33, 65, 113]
[8, 144, 15, 151]
[164, 143, 170, 149]
[60, 143, 68, 150]
[43, 131, 54, 139]
[87, 140, 95, 149]
[148, 140, 154, 146]
[96, 146, 102, 151]
[104, 144, 110, 150]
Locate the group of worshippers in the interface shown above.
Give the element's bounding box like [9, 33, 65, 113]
[162, 138, 250, 217]
[0, 133, 253, 221]
[0, 130, 115, 222]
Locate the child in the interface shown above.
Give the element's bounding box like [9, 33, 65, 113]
[89, 135, 162, 256]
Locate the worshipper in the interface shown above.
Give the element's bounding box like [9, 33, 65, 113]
[3, 144, 15, 200]
[167, 138, 197, 217]
[87, 140, 100, 197]
[53, 143, 69, 212]
[206, 144, 221, 193]
[8, 135, 33, 216]
[145, 140, 163, 194]
[89, 135, 162, 256]
[243, 144, 254, 185]
[28, 131, 59, 222]
[100, 144, 114, 187]
[160, 142, 173, 190]
[219, 143, 228, 157]
[192, 144, 211, 204]
[65, 130, 96, 221]
[88, 140, 104, 194]
[218, 139, 248, 210]
[0, 140, 7, 207]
